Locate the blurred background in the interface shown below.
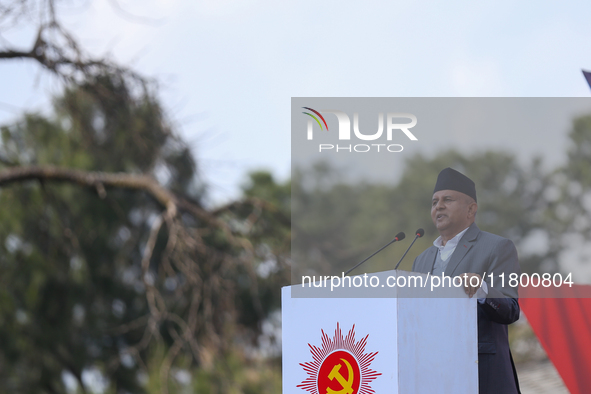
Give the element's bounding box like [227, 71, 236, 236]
[1, 0, 591, 393]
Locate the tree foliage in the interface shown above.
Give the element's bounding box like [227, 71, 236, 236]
[0, 2, 290, 392]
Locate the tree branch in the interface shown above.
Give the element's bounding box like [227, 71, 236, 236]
[0, 164, 257, 258]
[212, 197, 291, 227]
[0, 23, 139, 84]
[0, 48, 34, 59]
[0, 165, 178, 217]
[0, 165, 259, 254]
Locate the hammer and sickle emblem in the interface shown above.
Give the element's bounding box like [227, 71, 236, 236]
[326, 358, 355, 394]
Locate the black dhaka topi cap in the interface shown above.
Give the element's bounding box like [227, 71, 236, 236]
[433, 168, 477, 202]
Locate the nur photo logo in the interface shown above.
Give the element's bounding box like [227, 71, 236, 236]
[301, 107, 418, 153]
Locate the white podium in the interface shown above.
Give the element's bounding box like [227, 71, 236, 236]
[282, 270, 478, 394]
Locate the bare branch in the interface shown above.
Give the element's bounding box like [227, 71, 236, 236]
[0, 165, 178, 217]
[0, 23, 142, 84]
[142, 214, 166, 318]
[109, 314, 150, 335]
[159, 335, 183, 394]
[0, 165, 255, 251]
[0, 48, 34, 59]
[212, 197, 291, 227]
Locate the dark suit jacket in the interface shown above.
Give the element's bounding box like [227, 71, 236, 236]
[412, 223, 521, 394]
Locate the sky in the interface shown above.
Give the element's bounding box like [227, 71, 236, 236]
[2, 0, 591, 205]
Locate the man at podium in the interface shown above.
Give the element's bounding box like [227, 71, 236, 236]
[412, 168, 521, 394]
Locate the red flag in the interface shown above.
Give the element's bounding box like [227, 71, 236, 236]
[520, 284, 591, 394]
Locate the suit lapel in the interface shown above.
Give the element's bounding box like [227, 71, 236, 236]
[423, 247, 438, 274]
[444, 223, 480, 276]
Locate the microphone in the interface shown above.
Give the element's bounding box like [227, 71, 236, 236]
[394, 228, 424, 270]
[344, 232, 405, 276]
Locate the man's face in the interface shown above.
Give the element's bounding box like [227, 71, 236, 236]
[431, 190, 476, 238]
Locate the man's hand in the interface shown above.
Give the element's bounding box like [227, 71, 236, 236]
[462, 273, 482, 298]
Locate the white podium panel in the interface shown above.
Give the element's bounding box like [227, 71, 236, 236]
[282, 270, 478, 394]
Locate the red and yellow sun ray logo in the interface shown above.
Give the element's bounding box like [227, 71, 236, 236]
[297, 323, 382, 394]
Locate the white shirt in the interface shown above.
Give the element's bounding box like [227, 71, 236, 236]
[433, 226, 488, 300]
[433, 227, 470, 262]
